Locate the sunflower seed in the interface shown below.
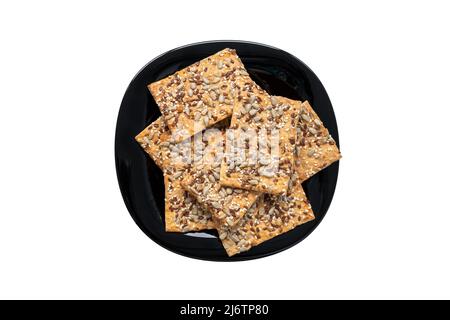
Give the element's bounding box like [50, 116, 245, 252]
[190, 83, 196, 90]
[194, 112, 201, 121]
[268, 207, 276, 216]
[301, 114, 311, 122]
[217, 60, 223, 69]
[253, 115, 261, 122]
[237, 239, 247, 247]
[219, 189, 227, 198]
[314, 119, 322, 126]
[208, 174, 216, 183]
[219, 232, 227, 240]
[201, 108, 208, 115]
[249, 109, 258, 116]
[213, 171, 220, 180]
[248, 179, 259, 185]
[271, 109, 277, 118]
[249, 94, 256, 103]
[203, 184, 211, 195]
[203, 77, 209, 84]
[173, 171, 183, 179]
[203, 116, 209, 126]
[259, 157, 270, 165]
[307, 149, 315, 157]
[212, 201, 221, 209]
[210, 91, 217, 100]
[271, 96, 278, 105]
[308, 127, 317, 135]
[218, 94, 224, 103]
[188, 89, 193, 97]
[259, 168, 274, 177]
[142, 136, 150, 145]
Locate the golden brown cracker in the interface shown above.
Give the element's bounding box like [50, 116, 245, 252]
[220, 94, 301, 195]
[148, 48, 253, 142]
[219, 177, 314, 257]
[164, 167, 215, 232]
[295, 101, 341, 182]
[180, 128, 259, 228]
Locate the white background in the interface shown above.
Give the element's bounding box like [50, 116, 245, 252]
[0, 0, 449, 299]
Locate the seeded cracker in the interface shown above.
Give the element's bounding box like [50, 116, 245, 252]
[220, 94, 301, 195]
[218, 175, 315, 257]
[135, 117, 173, 169]
[135, 117, 214, 232]
[148, 48, 252, 143]
[164, 168, 215, 232]
[181, 129, 260, 228]
[295, 101, 341, 182]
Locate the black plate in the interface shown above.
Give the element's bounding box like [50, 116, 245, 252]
[115, 41, 340, 261]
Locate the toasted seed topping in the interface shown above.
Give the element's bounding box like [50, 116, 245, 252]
[271, 96, 278, 105]
[173, 171, 183, 179]
[301, 114, 311, 122]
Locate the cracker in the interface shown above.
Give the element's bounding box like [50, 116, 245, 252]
[218, 175, 315, 257]
[180, 129, 260, 228]
[135, 117, 213, 232]
[148, 48, 253, 142]
[295, 101, 341, 182]
[135, 117, 173, 169]
[164, 167, 215, 232]
[220, 94, 301, 195]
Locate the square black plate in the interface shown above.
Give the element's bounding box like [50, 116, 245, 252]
[115, 40, 340, 261]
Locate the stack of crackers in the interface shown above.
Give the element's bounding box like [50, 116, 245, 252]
[135, 49, 341, 256]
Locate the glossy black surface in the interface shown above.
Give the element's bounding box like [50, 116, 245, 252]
[115, 41, 340, 261]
